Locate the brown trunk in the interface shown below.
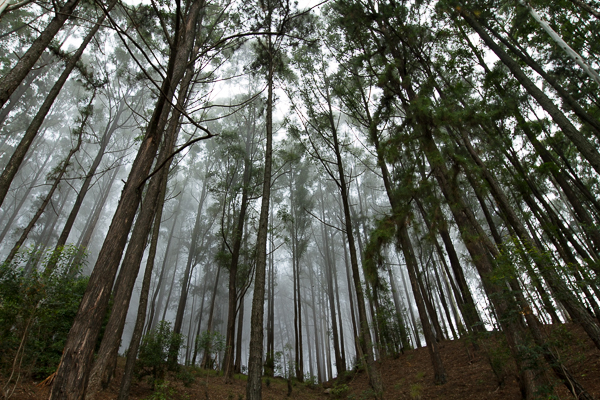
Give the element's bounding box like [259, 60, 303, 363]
[49, 0, 202, 394]
[330, 111, 382, 397]
[387, 267, 411, 350]
[0, 3, 112, 209]
[399, 223, 447, 383]
[145, 208, 181, 334]
[224, 131, 253, 382]
[201, 262, 222, 369]
[173, 172, 209, 336]
[117, 155, 170, 400]
[246, 30, 273, 399]
[0, 0, 80, 109]
[4, 99, 88, 266]
[191, 271, 209, 365]
[457, 7, 600, 176]
[318, 190, 345, 375]
[234, 295, 244, 373]
[309, 265, 323, 382]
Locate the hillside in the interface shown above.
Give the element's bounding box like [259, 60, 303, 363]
[5, 324, 600, 400]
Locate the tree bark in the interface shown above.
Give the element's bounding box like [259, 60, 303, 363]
[117, 156, 170, 400]
[0, 0, 80, 109]
[4, 100, 88, 266]
[0, 2, 113, 209]
[457, 7, 600, 176]
[49, 0, 202, 395]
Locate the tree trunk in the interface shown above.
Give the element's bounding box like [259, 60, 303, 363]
[0, 0, 80, 110]
[117, 155, 170, 400]
[85, 85, 185, 399]
[173, 172, 209, 336]
[457, 7, 600, 176]
[0, 3, 112, 209]
[145, 207, 181, 334]
[245, 26, 274, 400]
[49, 0, 203, 395]
[201, 262, 222, 369]
[4, 101, 88, 266]
[224, 132, 253, 382]
[234, 295, 244, 373]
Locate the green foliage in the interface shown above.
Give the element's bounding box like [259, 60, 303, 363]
[481, 334, 513, 387]
[175, 366, 196, 387]
[409, 383, 423, 400]
[136, 321, 184, 385]
[143, 380, 175, 400]
[302, 372, 318, 388]
[330, 383, 350, 399]
[195, 330, 226, 369]
[0, 246, 88, 379]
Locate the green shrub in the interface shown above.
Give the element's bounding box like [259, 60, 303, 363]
[330, 383, 350, 399]
[195, 330, 226, 369]
[0, 246, 88, 379]
[409, 383, 423, 399]
[144, 380, 175, 400]
[136, 321, 184, 385]
[176, 366, 196, 387]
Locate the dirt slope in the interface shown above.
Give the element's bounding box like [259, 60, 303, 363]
[5, 324, 599, 400]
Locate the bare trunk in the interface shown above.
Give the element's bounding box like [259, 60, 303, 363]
[0, 4, 112, 209]
[49, 0, 202, 394]
[0, 0, 80, 109]
[245, 28, 274, 400]
[117, 155, 170, 400]
[5, 102, 88, 266]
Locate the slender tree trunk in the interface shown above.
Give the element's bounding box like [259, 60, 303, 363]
[47, 98, 126, 272]
[318, 191, 344, 376]
[224, 136, 253, 382]
[400, 223, 447, 383]
[387, 267, 411, 350]
[234, 296, 244, 373]
[0, 4, 113, 209]
[4, 102, 88, 266]
[457, 7, 600, 176]
[117, 156, 169, 400]
[201, 263, 222, 369]
[173, 174, 209, 336]
[309, 264, 322, 382]
[49, 0, 203, 394]
[332, 259, 347, 369]
[192, 271, 209, 365]
[145, 208, 181, 334]
[72, 162, 121, 262]
[245, 29, 274, 400]
[0, 0, 81, 109]
[342, 239, 361, 359]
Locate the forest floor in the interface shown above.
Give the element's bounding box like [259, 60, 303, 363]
[4, 323, 600, 400]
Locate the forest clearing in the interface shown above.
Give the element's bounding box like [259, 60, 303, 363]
[1, 0, 600, 399]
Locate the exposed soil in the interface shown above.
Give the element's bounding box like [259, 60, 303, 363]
[4, 323, 599, 400]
